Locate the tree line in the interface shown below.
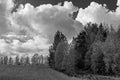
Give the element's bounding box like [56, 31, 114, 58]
[48, 23, 120, 76]
[0, 53, 47, 65]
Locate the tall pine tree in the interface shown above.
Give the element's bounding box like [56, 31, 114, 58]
[74, 31, 88, 70]
[55, 41, 68, 70]
[48, 31, 67, 68]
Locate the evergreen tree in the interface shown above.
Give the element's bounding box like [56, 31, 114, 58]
[95, 24, 107, 42]
[31, 53, 39, 65]
[15, 56, 20, 65]
[101, 31, 120, 74]
[25, 56, 30, 65]
[85, 23, 99, 46]
[0, 57, 4, 64]
[85, 47, 93, 70]
[20, 56, 25, 65]
[74, 31, 87, 70]
[9, 57, 13, 65]
[48, 31, 67, 68]
[62, 43, 77, 76]
[38, 55, 44, 64]
[55, 41, 68, 70]
[113, 53, 120, 74]
[4, 56, 8, 64]
[83, 23, 107, 71]
[48, 46, 55, 67]
[91, 41, 105, 74]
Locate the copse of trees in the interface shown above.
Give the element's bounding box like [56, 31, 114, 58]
[0, 54, 47, 66]
[100, 30, 120, 75]
[48, 23, 120, 76]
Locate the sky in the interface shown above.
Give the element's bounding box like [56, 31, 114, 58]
[0, 0, 120, 57]
[15, 0, 117, 10]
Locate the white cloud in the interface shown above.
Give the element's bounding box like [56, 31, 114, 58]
[21, 36, 49, 50]
[0, 1, 83, 56]
[76, 1, 120, 31]
[0, 34, 50, 56]
[0, 39, 9, 53]
[0, 0, 14, 35]
[117, 0, 120, 6]
[10, 1, 82, 42]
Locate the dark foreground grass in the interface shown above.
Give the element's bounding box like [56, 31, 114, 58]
[0, 65, 80, 80]
[0, 65, 120, 80]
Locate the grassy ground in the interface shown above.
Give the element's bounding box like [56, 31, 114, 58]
[0, 65, 80, 80]
[0, 65, 120, 80]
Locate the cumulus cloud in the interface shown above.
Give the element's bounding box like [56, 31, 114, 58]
[76, 0, 120, 31]
[0, 0, 14, 35]
[0, 34, 49, 56]
[117, 0, 120, 6]
[0, 39, 10, 53]
[10, 1, 82, 42]
[0, 0, 83, 56]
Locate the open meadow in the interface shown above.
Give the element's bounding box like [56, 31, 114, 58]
[0, 65, 79, 80]
[0, 65, 120, 80]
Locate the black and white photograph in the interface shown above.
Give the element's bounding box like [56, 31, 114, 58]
[0, 0, 120, 80]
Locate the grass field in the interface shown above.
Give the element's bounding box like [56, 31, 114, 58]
[0, 65, 81, 80]
[0, 65, 120, 80]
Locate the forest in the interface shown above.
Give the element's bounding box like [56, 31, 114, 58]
[48, 23, 120, 77]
